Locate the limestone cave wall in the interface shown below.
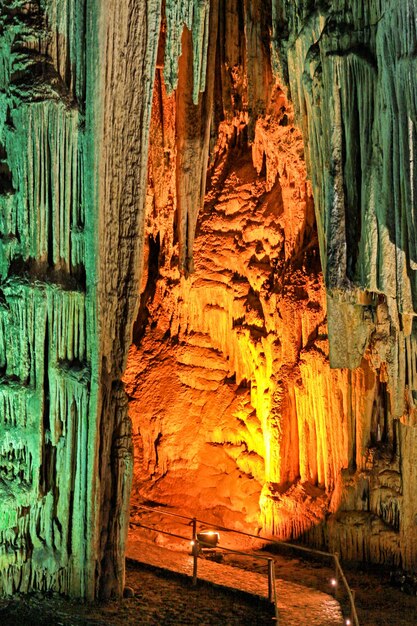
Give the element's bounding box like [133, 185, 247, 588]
[0, 0, 161, 599]
[271, 0, 417, 569]
[126, 0, 417, 573]
[1, 0, 417, 601]
[0, 0, 98, 597]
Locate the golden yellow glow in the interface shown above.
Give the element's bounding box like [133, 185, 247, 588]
[126, 81, 373, 545]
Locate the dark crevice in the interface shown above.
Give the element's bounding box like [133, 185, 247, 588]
[343, 91, 362, 282]
[0, 142, 14, 195]
[66, 412, 76, 557]
[39, 309, 53, 496]
[42, 310, 50, 434]
[132, 234, 161, 345]
[6, 256, 86, 291]
[153, 432, 162, 470]
[46, 132, 54, 268]
[370, 378, 390, 447]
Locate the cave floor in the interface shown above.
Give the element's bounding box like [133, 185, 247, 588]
[0, 542, 415, 625]
[127, 533, 417, 626]
[223, 551, 417, 626]
[0, 562, 273, 626]
[126, 538, 343, 625]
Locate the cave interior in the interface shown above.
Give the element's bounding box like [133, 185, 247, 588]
[0, 0, 416, 601]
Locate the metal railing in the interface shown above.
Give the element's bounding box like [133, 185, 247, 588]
[131, 503, 359, 625]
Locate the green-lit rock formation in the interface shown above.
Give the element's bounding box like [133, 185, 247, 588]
[0, 0, 98, 597]
[272, 1, 417, 380]
[271, 0, 417, 569]
[0, 0, 159, 598]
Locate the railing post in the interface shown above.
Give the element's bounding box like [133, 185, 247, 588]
[191, 517, 198, 586]
[271, 560, 279, 624]
[268, 558, 273, 602]
[268, 558, 279, 622]
[351, 589, 356, 624]
[333, 552, 339, 596]
[136, 503, 357, 625]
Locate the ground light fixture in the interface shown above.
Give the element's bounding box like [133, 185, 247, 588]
[196, 530, 220, 548]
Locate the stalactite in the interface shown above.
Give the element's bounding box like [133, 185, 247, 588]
[126, 65, 373, 540]
[264, 0, 417, 568]
[164, 0, 211, 104]
[2, 0, 417, 596]
[271, 1, 417, 409]
[174, 1, 219, 274]
[0, 0, 159, 599]
[125, 0, 417, 573]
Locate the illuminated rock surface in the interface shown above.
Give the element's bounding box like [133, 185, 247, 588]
[126, 0, 417, 576]
[270, 0, 417, 570]
[0, 1, 99, 597]
[0, 0, 161, 598]
[1, 0, 417, 601]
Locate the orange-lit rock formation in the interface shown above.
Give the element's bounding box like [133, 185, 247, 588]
[126, 77, 345, 544]
[125, 1, 417, 574]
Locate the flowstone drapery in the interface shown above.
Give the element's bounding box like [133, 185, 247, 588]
[0, 1, 98, 597]
[271, 0, 417, 568]
[127, 0, 417, 573]
[0, 0, 163, 598]
[0, 0, 225, 600]
[2, 0, 417, 599]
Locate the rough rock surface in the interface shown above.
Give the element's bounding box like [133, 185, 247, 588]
[0, 0, 101, 598]
[271, 0, 417, 570]
[126, 0, 417, 575]
[0, 0, 161, 599]
[2, 0, 417, 602]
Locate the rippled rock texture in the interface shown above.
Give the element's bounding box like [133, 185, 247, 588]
[126, 0, 417, 574]
[0, 0, 161, 599]
[271, 0, 417, 570]
[2, 0, 417, 600]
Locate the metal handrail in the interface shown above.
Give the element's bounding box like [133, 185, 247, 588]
[334, 554, 359, 626]
[130, 517, 279, 620]
[130, 521, 191, 542]
[134, 504, 194, 522]
[132, 503, 359, 625]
